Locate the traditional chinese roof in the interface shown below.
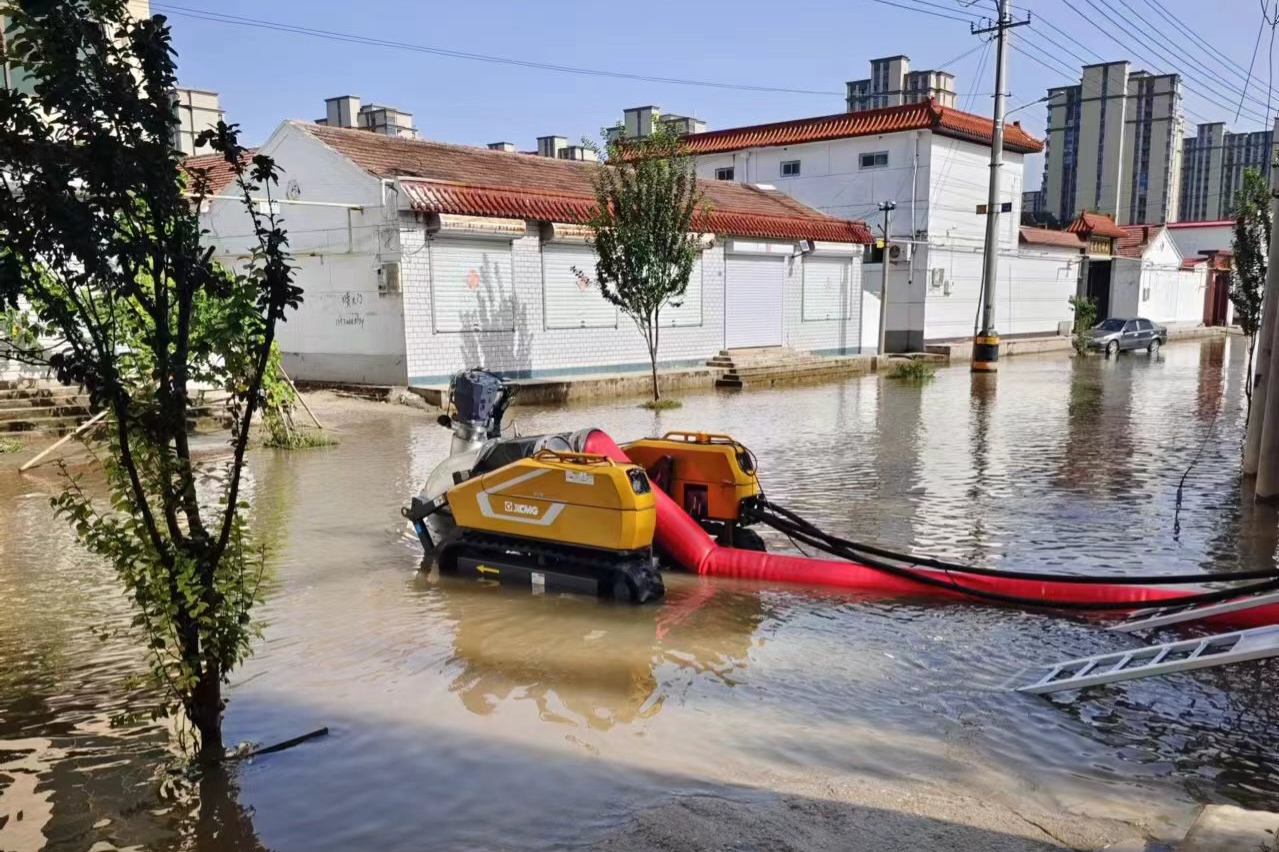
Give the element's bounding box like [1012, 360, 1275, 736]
[675, 99, 1043, 156]
[1116, 224, 1159, 258]
[294, 121, 872, 243]
[181, 150, 257, 195]
[1065, 211, 1127, 239]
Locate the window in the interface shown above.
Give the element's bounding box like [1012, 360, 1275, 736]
[1137, 319, 1153, 331]
[860, 151, 889, 169]
[715, 167, 735, 181]
[780, 160, 801, 177]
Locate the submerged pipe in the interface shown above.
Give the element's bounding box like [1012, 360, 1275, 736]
[583, 431, 1279, 631]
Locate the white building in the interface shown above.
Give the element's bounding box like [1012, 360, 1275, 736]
[172, 87, 224, 156]
[680, 100, 1067, 350]
[196, 121, 873, 386]
[846, 55, 956, 113]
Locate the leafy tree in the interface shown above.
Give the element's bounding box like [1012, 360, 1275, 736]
[1069, 295, 1098, 356]
[0, 0, 298, 764]
[578, 123, 704, 402]
[1231, 167, 1270, 408]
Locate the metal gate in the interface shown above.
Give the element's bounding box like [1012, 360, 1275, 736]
[725, 255, 785, 348]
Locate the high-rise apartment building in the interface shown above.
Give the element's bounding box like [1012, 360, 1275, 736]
[1179, 122, 1275, 221]
[1042, 61, 1184, 225]
[845, 55, 956, 112]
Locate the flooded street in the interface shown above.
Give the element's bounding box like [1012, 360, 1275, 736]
[5, 337, 1279, 851]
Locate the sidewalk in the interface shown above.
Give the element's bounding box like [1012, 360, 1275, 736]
[928, 326, 1233, 361]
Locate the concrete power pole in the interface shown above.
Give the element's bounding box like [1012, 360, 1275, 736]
[877, 200, 896, 356]
[1243, 165, 1279, 477]
[1, 12, 11, 92]
[970, 0, 1029, 373]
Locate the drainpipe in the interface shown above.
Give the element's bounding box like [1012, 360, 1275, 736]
[910, 131, 920, 336]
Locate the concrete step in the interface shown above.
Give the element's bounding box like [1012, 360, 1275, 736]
[726, 358, 872, 380]
[0, 402, 91, 422]
[0, 387, 85, 406]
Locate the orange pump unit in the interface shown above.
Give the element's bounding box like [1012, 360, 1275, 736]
[623, 432, 764, 549]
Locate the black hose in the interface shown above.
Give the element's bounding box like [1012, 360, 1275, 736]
[746, 504, 1279, 613]
[750, 501, 1279, 586]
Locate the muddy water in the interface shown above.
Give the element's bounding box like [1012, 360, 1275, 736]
[5, 337, 1279, 851]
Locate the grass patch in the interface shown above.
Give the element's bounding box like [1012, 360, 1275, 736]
[886, 359, 937, 381]
[640, 398, 683, 411]
[264, 428, 340, 450]
[0, 436, 23, 454]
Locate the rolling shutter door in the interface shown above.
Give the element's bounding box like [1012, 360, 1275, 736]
[430, 240, 515, 333]
[661, 255, 703, 327]
[725, 255, 785, 348]
[802, 256, 857, 321]
[543, 245, 618, 329]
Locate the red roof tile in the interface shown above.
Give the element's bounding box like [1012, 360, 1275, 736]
[1065, 211, 1127, 239]
[676, 100, 1043, 157]
[1115, 224, 1158, 258]
[182, 150, 257, 195]
[399, 179, 872, 243]
[297, 122, 872, 243]
[1019, 227, 1085, 249]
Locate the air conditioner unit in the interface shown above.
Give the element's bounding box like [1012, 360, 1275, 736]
[378, 261, 401, 295]
[888, 243, 912, 263]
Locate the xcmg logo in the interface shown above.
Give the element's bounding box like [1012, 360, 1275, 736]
[503, 501, 540, 516]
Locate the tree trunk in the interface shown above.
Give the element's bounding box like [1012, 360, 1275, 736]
[647, 323, 660, 402]
[191, 662, 224, 766]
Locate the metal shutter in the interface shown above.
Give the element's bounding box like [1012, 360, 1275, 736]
[725, 255, 785, 348]
[542, 245, 618, 329]
[661, 256, 703, 327]
[430, 240, 515, 333]
[802, 256, 857, 321]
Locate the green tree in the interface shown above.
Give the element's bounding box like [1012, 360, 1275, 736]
[1069, 295, 1098, 356]
[579, 123, 704, 402]
[1231, 167, 1270, 408]
[0, 0, 299, 764]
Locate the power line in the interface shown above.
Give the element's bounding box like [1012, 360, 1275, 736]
[153, 3, 843, 97]
[1106, 0, 1276, 116]
[1064, 0, 1272, 125]
[868, 0, 974, 23]
[1239, 6, 1269, 122]
[1138, 0, 1279, 96]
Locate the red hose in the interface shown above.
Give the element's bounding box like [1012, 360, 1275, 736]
[584, 430, 1279, 630]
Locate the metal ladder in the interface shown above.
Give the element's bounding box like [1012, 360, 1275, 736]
[1017, 625, 1279, 695]
[1107, 590, 1279, 634]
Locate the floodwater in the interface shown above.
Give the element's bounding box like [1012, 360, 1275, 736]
[4, 337, 1279, 851]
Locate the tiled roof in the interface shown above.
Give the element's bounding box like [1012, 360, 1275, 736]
[296, 122, 872, 243]
[1065, 211, 1127, 239]
[1116, 224, 1157, 258]
[675, 100, 1043, 156]
[398, 179, 872, 243]
[1019, 227, 1085, 249]
[182, 150, 257, 195]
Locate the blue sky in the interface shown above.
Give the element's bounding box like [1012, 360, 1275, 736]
[164, 0, 1276, 181]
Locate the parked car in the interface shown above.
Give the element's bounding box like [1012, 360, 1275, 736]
[1086, 317, 1168, 356]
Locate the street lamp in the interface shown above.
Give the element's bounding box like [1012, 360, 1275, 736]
[877, 200, 897, 357]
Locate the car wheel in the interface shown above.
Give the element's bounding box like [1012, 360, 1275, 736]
[1148, 337, 1162, 356]
[1105, 340, 1119, 357]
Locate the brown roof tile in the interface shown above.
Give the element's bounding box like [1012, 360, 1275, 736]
[676, 100, 1043, 156]
[181, 150, 257, 195]
[1019, 227, 1085, 249]
[296, 122, 872, 243]
[1065, 211, 1127, 239]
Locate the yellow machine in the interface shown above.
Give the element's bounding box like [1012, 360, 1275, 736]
[624, 431, 766, 550]
[448, 450, 656, 551]
[434, 450, 664, 602]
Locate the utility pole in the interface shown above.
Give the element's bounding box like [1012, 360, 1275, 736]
[970, 0, 1030, 373]
[1244, 164, 1279, 477]
[877, 200, 896, 357]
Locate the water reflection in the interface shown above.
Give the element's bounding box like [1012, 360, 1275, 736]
[425, 576, 764, 729]
[6, 339, 1279, 851]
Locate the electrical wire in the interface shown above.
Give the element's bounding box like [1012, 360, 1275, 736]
[152, 3, 843, 97]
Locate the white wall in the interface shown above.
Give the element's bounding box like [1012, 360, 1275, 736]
[1133, 229, 1205, 326]
[399, 228, 870, 384]
[1110, 260, 1142, 319]
[202, 122, 409, 385]
[696, 130, 1035, 349]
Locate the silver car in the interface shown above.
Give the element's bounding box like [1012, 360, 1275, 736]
[1086, 317, 1167, 357]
